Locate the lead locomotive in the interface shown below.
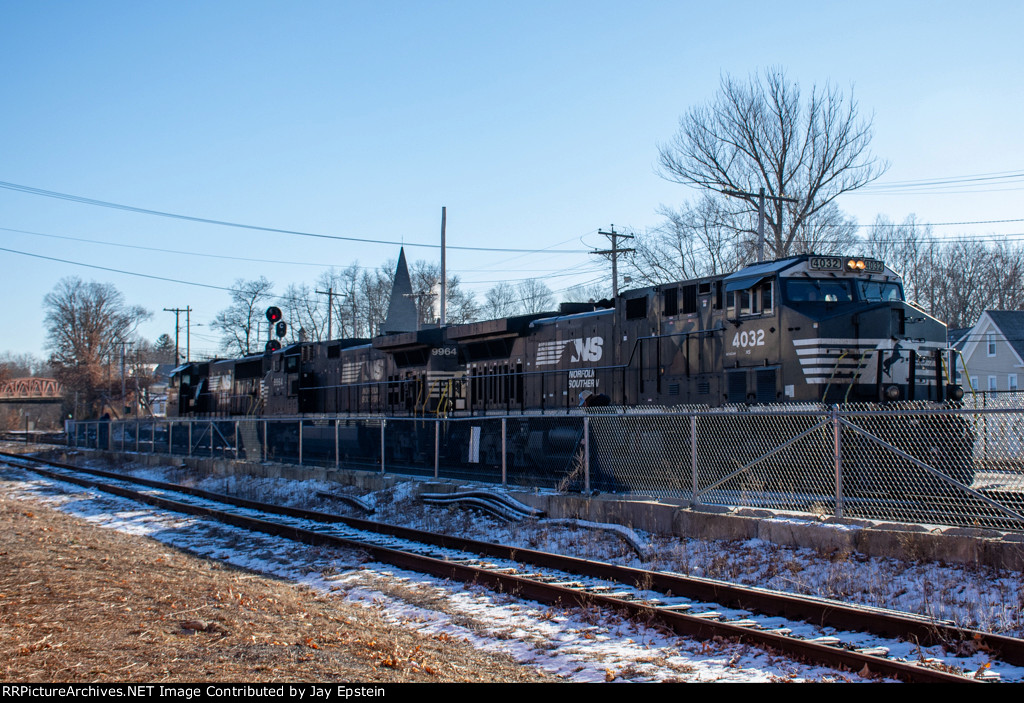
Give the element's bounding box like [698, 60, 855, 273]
[168, 252, 961, 419]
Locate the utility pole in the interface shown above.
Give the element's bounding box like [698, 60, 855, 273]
[316, 287, 337, 339]
[722, 187, 800, 262]
[163, 307, 186, 366]
[440, 206, 447, 327]
[591, 225, 635, 298]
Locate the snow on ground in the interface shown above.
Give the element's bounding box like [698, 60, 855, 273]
[0, 467, 851, 682]
[143, 462, 1024, 638]
[6, 453, 1024, 682]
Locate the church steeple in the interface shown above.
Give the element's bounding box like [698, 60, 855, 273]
[381, 247, 418, 334]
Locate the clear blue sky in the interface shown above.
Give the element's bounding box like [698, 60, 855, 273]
[2, 1, 1022, 359]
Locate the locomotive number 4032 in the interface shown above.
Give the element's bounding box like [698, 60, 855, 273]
[732, 329, 765, 348]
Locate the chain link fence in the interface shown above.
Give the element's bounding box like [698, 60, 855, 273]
[67, 400, 1024, 531]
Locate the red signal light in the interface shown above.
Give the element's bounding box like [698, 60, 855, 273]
[266, 306, 282, 323]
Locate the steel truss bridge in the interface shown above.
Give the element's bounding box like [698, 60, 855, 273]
[0, 378, 63, 403]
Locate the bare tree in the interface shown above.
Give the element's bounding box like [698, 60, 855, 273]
[282, 282, 327, 343]
[988, 242, 1024, 311]
[864, 215, 935, 305]
[43, 277, 150, 417]
[627, 196, 744, 285]
[517, 278, 555, 314]
[211, 277, 275, 355]
[0, 352, 49, 379]
[561, 281, 611, 304]
[444, 277, 481, 325]
[404, 260, 480, 326]
[787, 202, 860, 256]
[318, 264, 365, 338]
[483, 281, 521, 318]
[864, 216, 1024, 328]
[361, 264, 394, 337]
[658, 67, 887, 259]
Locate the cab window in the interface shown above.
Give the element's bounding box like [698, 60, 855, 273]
[783, 279, 854, 304]
[857, 281, 904, 302]
[728, 280, 774, 316]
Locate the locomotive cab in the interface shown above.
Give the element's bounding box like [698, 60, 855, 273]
[774, 256, 949, 403]
[167, 362, 212, 416]
[373, 328, 464, 415]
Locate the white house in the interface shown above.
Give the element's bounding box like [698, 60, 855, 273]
[952, 311, 1024, 464]
[954, 311, 1024, 393]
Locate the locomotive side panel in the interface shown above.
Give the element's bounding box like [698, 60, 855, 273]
[525, 309, 615, 410]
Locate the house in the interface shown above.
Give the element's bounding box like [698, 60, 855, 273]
[954, 311, 1024, 393]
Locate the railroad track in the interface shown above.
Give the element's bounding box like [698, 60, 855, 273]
[1, 450, 1018, 683]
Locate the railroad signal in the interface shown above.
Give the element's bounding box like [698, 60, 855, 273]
[275, 321, 288, 338]
[265, 339, 281, 353]
[266, 306, 282, 323]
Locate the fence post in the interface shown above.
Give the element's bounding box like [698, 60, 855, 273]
[136, 420, 140, 453]
[298, 419, 303, 466]
[434, 420, 440, 479]
[832, 404, 843, 518]
[583, 416, 590, 494]
[262, 420, 267, 462]
[234, 422, 239, 459]
[380, 419, 386, 475]
[690, 415, 698, 505]
[501, 417, 507, 486]
[151, 422, 156, 454]
[188, 422, 192, 457]
[209, 420, 214, 457]
[168, 422, 173, 456]
[335, 420, 340, 470]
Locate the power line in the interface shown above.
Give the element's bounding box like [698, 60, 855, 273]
[861, 168, 1024, 189]
[0, 180, 590, 254]
[0, 246, 233, 292]
[852, 185, 1024, 196]
[0, 225, 340, 268]
[0, 224, 601, 278]
[1, 242, 606, 332]
[854, 218, 1024, 229]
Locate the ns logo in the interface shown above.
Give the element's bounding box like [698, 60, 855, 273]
[570, 337, 603, 363]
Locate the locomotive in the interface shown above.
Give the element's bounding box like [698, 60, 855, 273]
[168, 252, 961, 419]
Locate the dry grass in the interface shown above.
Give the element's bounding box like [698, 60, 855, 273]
[0, 491, 554, 683]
